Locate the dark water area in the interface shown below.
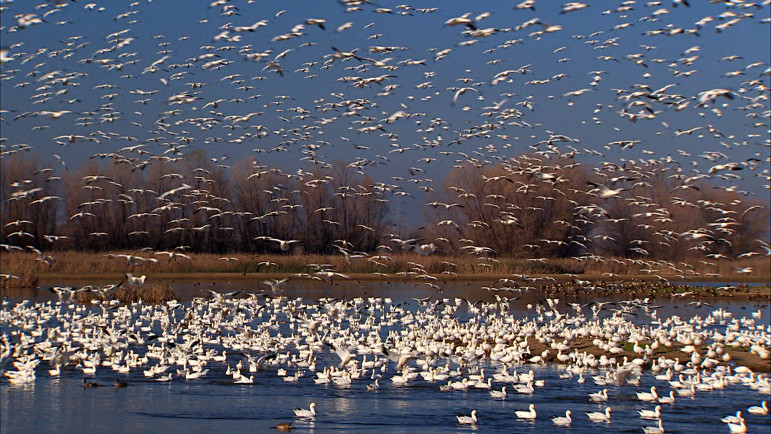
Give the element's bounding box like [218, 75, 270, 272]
[3, 370, 770, 433]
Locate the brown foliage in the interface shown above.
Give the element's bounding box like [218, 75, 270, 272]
[421, 155, 769, 262]
[1, 151, 768, 265]
[76, 283, 176, 304]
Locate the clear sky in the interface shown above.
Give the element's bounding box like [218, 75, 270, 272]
[1, 0, 769, 225]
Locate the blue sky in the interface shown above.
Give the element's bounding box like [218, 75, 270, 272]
[1, 0, 769, 224]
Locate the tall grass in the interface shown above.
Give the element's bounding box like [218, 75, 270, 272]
[0, 269, 38, 288]
[76, 283, 176, 304]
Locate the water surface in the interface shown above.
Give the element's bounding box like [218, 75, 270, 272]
[2, 281, 769, 433]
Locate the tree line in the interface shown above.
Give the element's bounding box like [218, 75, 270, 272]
[1, 150, 768, 261]
[1, 150, 389, 255]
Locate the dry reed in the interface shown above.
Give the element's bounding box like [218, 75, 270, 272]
[2, 250, 769, 282]
[0, 269, 38, 288]
[76, 283, 176, 304]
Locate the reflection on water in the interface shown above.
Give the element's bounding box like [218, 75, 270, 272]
[7, 279, 769, 323]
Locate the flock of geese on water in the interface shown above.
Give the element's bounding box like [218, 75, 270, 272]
[0, 0, 769, 271]
[1, 286, 769, 432]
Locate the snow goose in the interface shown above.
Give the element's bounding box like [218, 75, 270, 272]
[475, 378, 492, 389]
[637, 386, 658, 401]
[390, 374, 409, 386]
[489, 386, 506, 399]
[156, 373, 173, 382]
[658, 391, 675, 405]
[456, 410, 477, 425]
[589, 388, 608, 402]
[294, 403, 316, 418]
[514, 380, 535, 394]
[638, 405, 661, 419]
[587, 407, 612, 423]
[655, 369, 673, 381]
[515, 404, 537, 420]
[642, 419, 665, 434]
[727, 418, 746, 433]
[235, 375, 254, 384]
[326, 342, 355, 368]
[747, 401, 768, 415]
[184, 368, 209, 380]
[450, 378, 470, 390]
[551, 410, 572, 426]
[677, 383, 696, 397]
[721, 411, 742, 424]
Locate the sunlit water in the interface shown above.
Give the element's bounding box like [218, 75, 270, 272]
[2, 281, 770, 433]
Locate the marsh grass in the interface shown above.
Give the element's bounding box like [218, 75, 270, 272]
[0, 269, 38, 288]
[76, 283, 176, 304]
[2, 250, 769, 281]
[115, 284, 176, 304]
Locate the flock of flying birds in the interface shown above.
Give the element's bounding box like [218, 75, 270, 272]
[0, 3, 770, 262]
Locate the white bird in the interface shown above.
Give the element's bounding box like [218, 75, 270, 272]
[263, 278, 290, 294]
[636, 386, 658, 401]
[456, 409, 478, 425]
[156, 374, 173, 382]
[747, 401, 768, 415]
[721, 411, 742, 424]
[589, 388, 608, 402]
[642, 419, 665, 434]
[255, 236, 300, 252]
[38, 110, 72, 119]
[444, 13, 477, 30]
[276, 239, 300, 252]
[305, 18, 326, 30]
[639, 405, 662, 419]
[294, 403, 316, 418]
[184, 369, 209, 380]
[125, 273, 146, 286]
[327, 342, 354, 368]
[658, 391, 675, 405]
[489, 386, 507, 399]
[551, 410, 572, 426]
[561, 2, 589, 14]
[515, 404, 537, 420]
[586, 407, 612, 423]
[726, 418, 746, 433]
[452, 87, 479, 105]
[587, 181, 627, 199]
[234, 375, 254, 384]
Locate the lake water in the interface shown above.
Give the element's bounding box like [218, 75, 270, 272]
[2, 281, 770, 433]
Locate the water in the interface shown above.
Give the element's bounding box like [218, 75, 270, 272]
[2, 281, 770, 433]
[3, 374, 768, 433]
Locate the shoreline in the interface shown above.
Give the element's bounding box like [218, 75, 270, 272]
[31, 271, 771, 283]
[14, 271, 771, 301]
[27, 270, 771, 284]
[3, 251, 768, 276]
[3, 251, 769, 299]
